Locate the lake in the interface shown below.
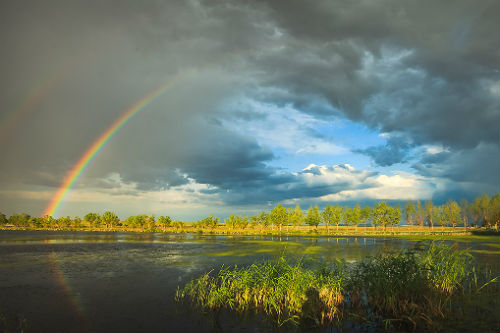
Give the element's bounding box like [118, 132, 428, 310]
[0, 230, 498, 332]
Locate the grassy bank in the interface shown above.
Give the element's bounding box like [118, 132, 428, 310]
[176, 243, 500, 332]
[3, 224, 498, 239]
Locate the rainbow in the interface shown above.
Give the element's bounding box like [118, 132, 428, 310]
[48, 251, 90, 328]
[0, 66, 68, 148]
[43, 70, 193, 217]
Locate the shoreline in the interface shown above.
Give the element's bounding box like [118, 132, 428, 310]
[1, 226, 499, 242]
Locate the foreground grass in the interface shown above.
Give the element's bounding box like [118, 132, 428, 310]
[176, 243, 500, 332]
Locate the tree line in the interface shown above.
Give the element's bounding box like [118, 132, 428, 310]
[1, 193, 498, 231]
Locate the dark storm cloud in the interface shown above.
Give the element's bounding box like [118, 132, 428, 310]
[412, 143, 500, 185]
[215, 164, 379, 205]
[354, 135, 413, 166]
[0, 0, 498, 215]
[246, 0, 499, 149]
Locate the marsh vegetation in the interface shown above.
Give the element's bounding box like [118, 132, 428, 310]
[177, 243, 500, 332]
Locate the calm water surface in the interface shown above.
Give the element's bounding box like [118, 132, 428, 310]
[0, 230, 498, 332]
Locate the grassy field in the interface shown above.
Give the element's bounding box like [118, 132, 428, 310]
[3, 224, 499, 240]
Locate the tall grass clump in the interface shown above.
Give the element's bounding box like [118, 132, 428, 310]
[175, 256, 346, 326]
[176, 242, 500, 331]
[349, 250, 436, 330]
[422, 242, 475, 294]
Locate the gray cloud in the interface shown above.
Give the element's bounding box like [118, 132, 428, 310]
[354, 135, 413, 166]
[0, 0, 498, 215]
[412, 143, 500, 185]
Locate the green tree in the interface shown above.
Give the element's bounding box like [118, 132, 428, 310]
[158, 216, 172, 228]
[201, 214, 219, 229]
[9, 213, 30, 227]
[321, 205, 334, 231]
[270, 204, 287, 231]
[342, 207, 354, 227]
[404, 201, 416, 225]
[305, 205, 321, 228]
[84, 212, 101, 227]
[250, 214, 260, 228]
[58, 216, 72, 228]
[225, 214, 237, 229]
[478, 193, 491, 227]
[237, 215, 249, 229]
[443, 199, 461, 228]
[259, 211, 270, 228]
[390, 204, 401, 229]
[471, 197, 482, 227]
[72, 216, 82, 228]
[352, 203, 362, 227]
[331, 205, 343, 230]
[416, 201, 425, 226]
[360, 206, 371, 227]
[102, 211, 120, 228]
[33, 217, 45, 228]
[42, 215, 55, 228]
[489, 193, 500, 231]
[459, 199, 470, 229]
[0, 212, 7, 225]
[433, 205, 446, 227]
[290, 205, 305, 227]
[372, 201, 391, 230]
[425, 200, 434, 229]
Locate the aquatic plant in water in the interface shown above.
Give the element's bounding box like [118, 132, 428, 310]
[176, 242, 500, 331]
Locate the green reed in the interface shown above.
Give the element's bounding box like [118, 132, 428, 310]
[176, 242, 500, 331]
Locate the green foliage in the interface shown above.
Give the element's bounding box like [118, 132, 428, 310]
[372, 202, 391, 229]
[432, 205, 446, 227]
[158, 215, 172, 227]
[259, 211, 270, 228]
[404, 201, 416, 225]
[290, 204, 305, 226]
[331, 205, 343, 228]
[305, 205, 321, 228]
[178, 243, 500, 331]
[342, 206, 360, 227]
[321, 204, 334, 229]
[8, 213, 31, 227]
[443, 199, 461, 228]
[416, 200, 425, 226]
[270, 204, 287, 230]
[84, 212, 100, 223]
[422, 243, 475, 294]
[102, 211, 120, 227]
[176, 256, 345, 326]
[360, 205, 371, 226]
[0, 212, 7, 225]
[197, 214, 219, 229]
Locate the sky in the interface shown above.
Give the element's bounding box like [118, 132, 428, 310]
[0, 0, 498, 221]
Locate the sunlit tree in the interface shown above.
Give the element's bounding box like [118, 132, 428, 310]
[489, 194, 500, 231]
[158, 216, 172, 228]
[331, 205, 344, 230]
[372, 202, 391, 230]
[290, 205, 305, 228]
[102, 211, 120, 228]
[404, 201, 416, 225]
[425, 201, 434, 229]
[270, 204, 287, 231]
[0, 212, 7, 225]
[390, 204, 401, 229]
[459, 199, 470, 229]
[360, 206, 371, 227]
[416, 201, 425, 226]
[321, 205, 334, 231]
[443, 200, 461, 228]
[305, 205, 321, 228]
